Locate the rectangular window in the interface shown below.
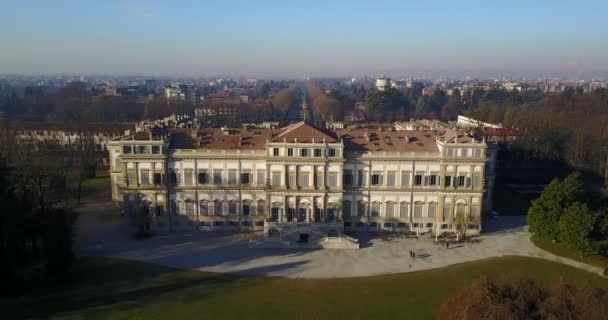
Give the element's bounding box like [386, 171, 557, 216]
[371, 203, 381, 217]
[184, 169, 194, 185]
[153, 173, 162, 185]
[123, 146, 132, 154]
[213, 169, 223, 185]
[357, 202, 366, 216]
[273, 148, 279, 156]
[401, 171, 410, 186]
[127, 170, 137, 186]
[371, 172, 382, 185]
[470, 205, 479, 218]
[228, 169, 237, 184]
[169, 170, 178, 184]
[316, 170, 324, 188]
[300, 148, 308, 157]
[414, 174, 423, 186]
[241, 171, 251, 184]
[242, 204, 250, 216]
[140, 169, 150, 185]
[444, 175, 452, 187]
[343, 201, 351, 217]
[198, 170, 209, 184]
[446, 147, 454, 157]
[327, 172, 338, 187]
[314, 149, 322, 157]
[428, 173, 438, 186]
[328, 148, 336, 157]
[472, 175, 481, 189]
[400, 203, 409, 217]
[272, 171, 281, 186]
[343, 170, 353, 186]
[386, 203, 395, 217]
[214, 202, 223, 215]
[461, 148, 468, 157]
[151, 145, 161, 154]
[414, 203, 423, 217]
[357, 170, 366, 186]
[457, 175, 466, 187]
[387, 171, 396, 186]
[299, 172, 309, 187]
[257, 170, 265, 185]
[228, 202, 237, 216]
[428, 203, 437, 218]
[257, 202, 265, 215]
[474, 148, 482, 158]
[443, 206, 450, 219]
[186, 202, 195, 216]
[288, 171, 296, 187]
[199, 202, 208, 215]
[287, 148, 294, 157]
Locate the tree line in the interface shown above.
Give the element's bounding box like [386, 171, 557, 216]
[466, 88, 608, 184]
[440, 277, 608, 320]
[0, 122, 97, 294]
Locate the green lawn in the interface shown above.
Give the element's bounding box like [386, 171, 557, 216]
[531, 234, 608, 270]
[4, 256, 608, 320]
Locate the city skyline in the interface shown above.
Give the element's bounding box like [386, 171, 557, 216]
[1, 0, 608, 78]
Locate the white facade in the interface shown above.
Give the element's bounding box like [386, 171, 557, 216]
[108, 122, 491, 237]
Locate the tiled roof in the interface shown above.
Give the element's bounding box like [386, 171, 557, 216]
[271, 121, 340, 143]
[337, 128, 439, 153]
[171, 128, 272, 150]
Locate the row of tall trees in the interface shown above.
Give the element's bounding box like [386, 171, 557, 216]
[271, 85, 297, 113]
[0, 123, 89, 294]
[0, 82, 193, 122]
[306, 83, 343, 122]
[467, 88, 608, 184]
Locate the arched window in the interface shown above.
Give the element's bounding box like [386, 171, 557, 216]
[414, 202, 424, 218]
[400, 202, 410, 218]
[199, 200, 209, 216]
[214, 200, 223, 216]
[343, 200, 352, 217]
[428, 202, 437, 218]
[385, 201, 396, 217]
[371, 202, 381, 217]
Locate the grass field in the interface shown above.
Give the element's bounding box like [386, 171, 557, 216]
[4, 256, 608, 320]
[531, 234, 608, 270]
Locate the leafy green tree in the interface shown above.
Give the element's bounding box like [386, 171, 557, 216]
[527, 172, 583, 240]
[558, 202, 595, 253]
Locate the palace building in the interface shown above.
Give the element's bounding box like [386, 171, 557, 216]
[108, 121, 495, 247]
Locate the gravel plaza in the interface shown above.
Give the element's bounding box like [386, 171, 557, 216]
[76, 205, 604, 279]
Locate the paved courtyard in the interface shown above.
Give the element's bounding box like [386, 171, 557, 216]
[76, 204, 604, 278]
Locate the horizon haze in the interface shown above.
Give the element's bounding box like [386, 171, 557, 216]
[1, 0, 607, 78]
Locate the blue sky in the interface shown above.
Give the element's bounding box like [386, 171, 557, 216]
[1, 0, 607, 78]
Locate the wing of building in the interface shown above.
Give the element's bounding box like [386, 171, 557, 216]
[108, 120, 496, 241]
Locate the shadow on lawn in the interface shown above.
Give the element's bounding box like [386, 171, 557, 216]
[9, 257, 308, 319]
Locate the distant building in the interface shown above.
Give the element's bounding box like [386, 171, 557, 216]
[421, 86, 436, 96]
[376, 77, 390, 92]
[165, 84, 200, 105]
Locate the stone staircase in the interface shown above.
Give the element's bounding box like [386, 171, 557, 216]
[249, 224, 359, 249]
